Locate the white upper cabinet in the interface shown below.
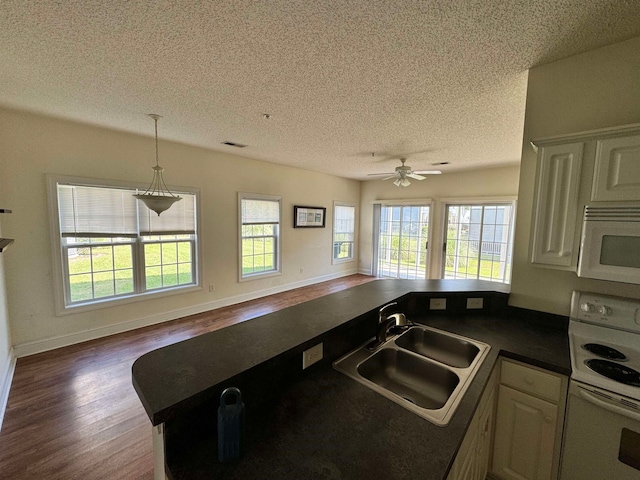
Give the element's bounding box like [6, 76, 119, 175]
[530, 124, 640, 270]
[530, 143, 583, 269]
[592, 134, 640, 201]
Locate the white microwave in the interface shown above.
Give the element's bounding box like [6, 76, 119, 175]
[577, 205, 640, 284]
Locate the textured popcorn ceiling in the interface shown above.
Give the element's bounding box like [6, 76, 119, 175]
[2, 1, 640, 180]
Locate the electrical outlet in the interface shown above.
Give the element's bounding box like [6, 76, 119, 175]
[467, 297, 484, 309]
[430, 298, 447, 310]
[302, 343, 323, 369]
[209, 284, 216, 292]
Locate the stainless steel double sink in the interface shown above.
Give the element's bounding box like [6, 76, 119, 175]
[333, 325, 490, 426]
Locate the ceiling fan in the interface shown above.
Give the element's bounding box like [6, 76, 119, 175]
[368, 158, 442, 187]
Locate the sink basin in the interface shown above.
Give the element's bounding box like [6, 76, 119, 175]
[333, 325, 490, 426]
[357, 348, 459, 409]
[394, 326, 480, 368]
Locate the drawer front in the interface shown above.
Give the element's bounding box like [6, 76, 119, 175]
[501, 360, 561, 403]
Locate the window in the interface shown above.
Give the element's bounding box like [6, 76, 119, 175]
[49, 176, 199, 312]
[239, 193, 281, 280]
[333, 203, 355, 263]
[443, 202, 515, 283]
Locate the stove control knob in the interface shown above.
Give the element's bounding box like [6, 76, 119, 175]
[580, 302, 595, 313]
[598, 305, 612, 316]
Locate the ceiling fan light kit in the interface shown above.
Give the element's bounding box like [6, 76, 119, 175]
[134, 114, 182, 215]
[393, 177, 411, 187]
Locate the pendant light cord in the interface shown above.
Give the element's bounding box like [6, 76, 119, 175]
[154, 117, 159, 167]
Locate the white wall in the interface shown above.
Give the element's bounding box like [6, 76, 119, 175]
[0, 108, 360, 353]
[359, 165, 521, 277]
[510, 36, 640, 315]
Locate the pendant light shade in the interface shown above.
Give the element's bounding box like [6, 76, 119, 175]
[134, 114, 182, 215]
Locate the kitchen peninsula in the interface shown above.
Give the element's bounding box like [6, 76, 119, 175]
[132, 280, 570, 480]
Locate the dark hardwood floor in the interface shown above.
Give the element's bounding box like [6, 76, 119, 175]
[0, 274, 376, 480]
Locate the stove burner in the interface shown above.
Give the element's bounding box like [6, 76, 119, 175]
[585, 359, 640, 387]
[582, 343, 627, 361]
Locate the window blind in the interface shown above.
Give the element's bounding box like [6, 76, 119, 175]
[57, 185, 138, 237]
[241, 198, 280, 225]
[334, 205, 355, 240]
[138, 193, 196, 235]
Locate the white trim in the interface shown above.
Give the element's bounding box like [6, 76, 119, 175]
[370, 198, 433, 206]
[439, 196, 517, 204]
[0, 348, 16, 432]
[152, 423, 167, 480]
[531, 122, 640, 148]
[358, 267, 373, 275]
[12, 269, 360, 358]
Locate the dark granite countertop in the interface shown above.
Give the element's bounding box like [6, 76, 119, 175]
[132, 279, 569, 480]
[132, 279, 511, 425]
[167, 312, 569, 480]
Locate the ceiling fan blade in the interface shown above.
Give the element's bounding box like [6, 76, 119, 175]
[367, 172, 396, 176]
[407, 173, 426, 180]
[381, 175, 398, 181]
[413, 170, 442, 175]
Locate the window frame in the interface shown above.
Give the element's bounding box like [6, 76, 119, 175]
[440, 198, 516, 284]
[332, 202, 356, 264]
[238, 192, 282, 282]
[47, 175, 202, 316]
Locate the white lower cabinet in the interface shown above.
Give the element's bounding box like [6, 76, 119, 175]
[448, 366, 497, 480]
[492, 385, 557, 480]
[491, 359, 567, 480]
[448, 359, 567, 480]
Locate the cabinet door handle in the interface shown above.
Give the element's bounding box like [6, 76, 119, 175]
[544, 416, 553, 423]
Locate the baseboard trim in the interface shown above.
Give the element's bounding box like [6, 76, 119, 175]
[0, 348, 16, 431]
[13, 269, 360, 358]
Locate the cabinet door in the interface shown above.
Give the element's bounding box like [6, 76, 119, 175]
[474, 386, 495, 480]
[592, 134, 640, 201]
[530, 142, 583, 269]
[457, 430, 478, 480]
[492, 385, 558, 480]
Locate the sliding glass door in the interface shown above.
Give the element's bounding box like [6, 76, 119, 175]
[376, 205, 430, 279]
[443, 203, 514, 283]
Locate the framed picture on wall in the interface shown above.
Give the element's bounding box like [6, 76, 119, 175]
[294, 205, 326, 228]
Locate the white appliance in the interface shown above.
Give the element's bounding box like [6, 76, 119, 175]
[561, 291, 640, 480]
[577, 205, 640, 284]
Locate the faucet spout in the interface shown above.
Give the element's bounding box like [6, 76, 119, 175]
[376, 302, 399, 344]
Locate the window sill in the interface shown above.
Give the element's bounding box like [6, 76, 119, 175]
[332, 257, 355, 265]
[55, 283, 202, 317]
[239, 270, 282, 283]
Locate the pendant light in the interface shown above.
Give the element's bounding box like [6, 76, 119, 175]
[134, 114, 182, 215]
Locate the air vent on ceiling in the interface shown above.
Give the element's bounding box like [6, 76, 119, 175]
[432, 161, 450, 166]
[222, 141, 247, 148]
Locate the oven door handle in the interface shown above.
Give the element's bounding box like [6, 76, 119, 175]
[579, 389, 640, 422]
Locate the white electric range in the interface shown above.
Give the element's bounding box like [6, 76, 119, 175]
[561, 291, 640, 480]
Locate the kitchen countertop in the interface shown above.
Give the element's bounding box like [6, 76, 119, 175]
[131, 279, 569, 480]
[166, 312, 569, 480]
[132, 279, 511, 426]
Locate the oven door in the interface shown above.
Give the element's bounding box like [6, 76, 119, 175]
[577, 219, 640, 284]
[560, 381, 640, 480]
